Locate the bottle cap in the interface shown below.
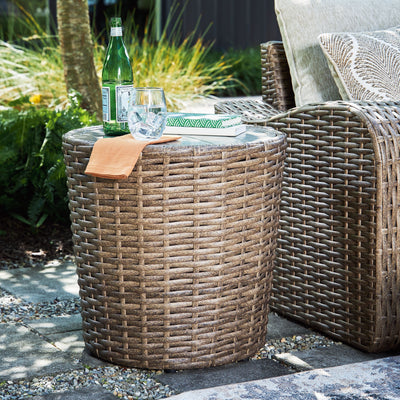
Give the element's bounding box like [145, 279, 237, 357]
[110, 17, 122, 27]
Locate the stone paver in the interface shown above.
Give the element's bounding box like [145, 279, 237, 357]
[47, 330, 85, 355]
[27, 314, 82, 335]
[0, 260, 78, 302]
[0, 323, 79, 380]
[277, 342, 400, 370]
[266, 313, 312, 339]
[157, 358, 294, 393]
[27, 314, 85, 355]
[32, 386, 118, 399]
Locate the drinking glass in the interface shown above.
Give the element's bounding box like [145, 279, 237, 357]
[128, 87, 167, 140]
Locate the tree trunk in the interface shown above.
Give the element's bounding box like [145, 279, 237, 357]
[57, 0, 102, 118]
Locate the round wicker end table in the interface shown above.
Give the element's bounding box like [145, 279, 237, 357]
[62, 125, 286, 370]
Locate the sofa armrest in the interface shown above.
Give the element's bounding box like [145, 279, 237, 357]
[216, 96, 400, 351]
[214, 98, 279, 125]
[260, 41, 295, 112]
[270, 99, 400, 351]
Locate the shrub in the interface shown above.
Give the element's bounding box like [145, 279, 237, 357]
[0, 94, 97, 228]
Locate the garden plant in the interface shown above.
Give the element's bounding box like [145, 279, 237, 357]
[0, 2, 260, 230]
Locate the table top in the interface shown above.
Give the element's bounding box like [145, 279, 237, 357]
[63, 125, 285, 150]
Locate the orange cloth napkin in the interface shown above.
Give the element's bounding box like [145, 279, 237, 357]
[85, 134, 181, 179]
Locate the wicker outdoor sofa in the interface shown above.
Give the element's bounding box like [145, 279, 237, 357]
[215, 41, 400, 353]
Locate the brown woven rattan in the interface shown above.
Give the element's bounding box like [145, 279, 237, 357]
[62, 126, 286, 369]
[260, 41, 295, 112]
[215, 41, 400, 353]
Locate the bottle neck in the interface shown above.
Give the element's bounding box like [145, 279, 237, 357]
[110, 27, 122, 37]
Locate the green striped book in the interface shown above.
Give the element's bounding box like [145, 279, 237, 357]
[164, 124, 247, 136]
[166, 113, 242, 129]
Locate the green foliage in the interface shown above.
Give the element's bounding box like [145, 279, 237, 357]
[0, 0, 49, 43]
[205, 47, 262, 97]
[0, 94, 97, 228]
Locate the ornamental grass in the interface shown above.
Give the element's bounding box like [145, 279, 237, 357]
[0, 3, 232, 111]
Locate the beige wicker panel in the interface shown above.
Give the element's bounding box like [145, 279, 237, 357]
[215, 98, 400, 352]
[63, 127, 286, 369]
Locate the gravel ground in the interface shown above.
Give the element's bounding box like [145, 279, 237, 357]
[0, 287, 81, 323]
[0, 262, 337, 399]
[0, 366, 175, 399]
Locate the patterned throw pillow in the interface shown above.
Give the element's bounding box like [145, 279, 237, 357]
[275, 0, 400, 107]
[319, 26, 400, 101]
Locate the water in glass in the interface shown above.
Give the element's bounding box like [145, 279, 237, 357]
[128, 88, 167, 140]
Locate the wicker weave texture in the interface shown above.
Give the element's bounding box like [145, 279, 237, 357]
[270, 100, 400, 352]
[261, 41, 295, 112]
[215, 97, 400, 353]
[63, 130, 286, 369]
[214, 98, 277, 126]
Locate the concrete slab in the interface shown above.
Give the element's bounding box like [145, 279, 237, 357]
[26, 315, 84, 355]
[0, 323, 79, 380]
[0, 260, 79, 303]
[48, 331, 85, 355]
[277, 342, 400, 371]
[32, 386, 118, 399]
[156, 358, 293, 393]
[27, 314, 82, 335]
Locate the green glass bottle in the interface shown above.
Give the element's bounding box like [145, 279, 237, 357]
[102, 17, 134, 136]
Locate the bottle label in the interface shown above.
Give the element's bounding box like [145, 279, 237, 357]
[102, 87, 110, 121]
[110, 27, 122, 36]
[116, 85, 133, 122]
